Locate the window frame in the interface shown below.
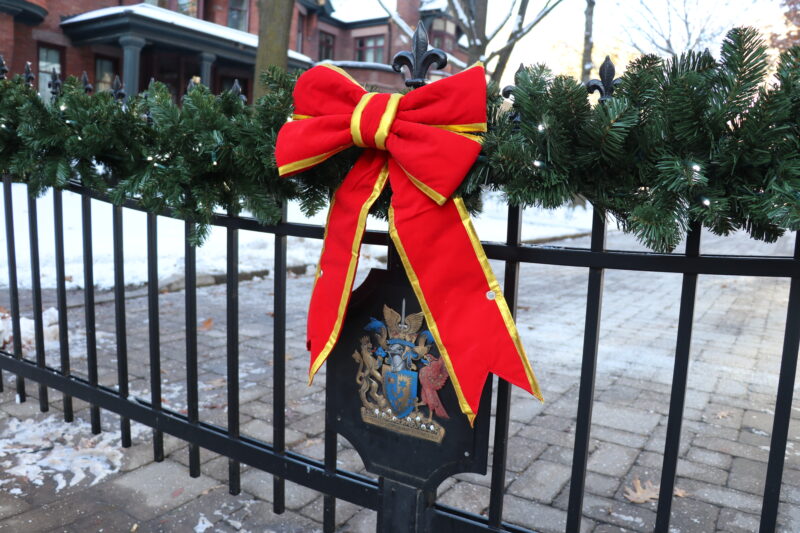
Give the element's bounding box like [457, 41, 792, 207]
[318, 31, 335, 61]
[227, 0, 249, 31]
[37, 44, 64, 99]
[296, 13, 306, 54]
[94, 55, 118, 93]
[354, 34, 386, 64]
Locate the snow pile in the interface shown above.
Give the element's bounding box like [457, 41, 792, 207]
[0, 416, 146, 493]
[330, 0, 393, 23]
[0, 307, 60, 356]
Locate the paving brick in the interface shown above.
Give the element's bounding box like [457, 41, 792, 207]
[437, 481, 488, 514]
[507, 460, 571, 504]
[587, 443, 638, 478]
[728, 457, 767, 495]
[590, 402, 661, 435]
[590, 426, 648, 449]
[693, 436, 770, 462]
[686, 446, 733, 470]
[502, 494, 593, 533]
[677, 478, 763, 515]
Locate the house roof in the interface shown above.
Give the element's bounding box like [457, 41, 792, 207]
[329, 0, 393, 24]
[61, 3, 312, 65]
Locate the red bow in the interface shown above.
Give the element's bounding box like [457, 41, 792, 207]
[275, 64, 541, 423]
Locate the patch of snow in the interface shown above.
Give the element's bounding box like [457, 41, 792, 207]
[0, 415, 147, 492]
[0, 306, 60, 357]
[420, 0, 448, 10]
[610, 512, 645, 526]
[330, 0, 393, 23]
[194, 514, 213, 533]
[61, 4, 311, 64]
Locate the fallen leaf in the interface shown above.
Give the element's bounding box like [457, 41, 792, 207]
[266, 311, 275, 318]
[624, 478, 660, 504]
[674, 488, 689, 498]
[206, 377, 227, 389]
[200, 318, 214, 331]
[171, 487, 184, 498]
[715, 410, 731, 419]
[130, 525, 139, 533]
[64, 275, 73, 282]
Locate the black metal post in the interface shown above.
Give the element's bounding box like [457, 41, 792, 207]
[147, 213, 164, 460]
[227, 209, 241, 495]
[759, 233, 800, 532]
[26, 189, 48, 411]
[113, 205, 131, 447]
[655, 222, 701, 532]
[3, 176, 25, 401]
[566, 208, 606, 531]
[185, 218, 201, 476]
[273, 202, 287, 513]
[53, 190, 73, 421]
[81, 195, 101, 433]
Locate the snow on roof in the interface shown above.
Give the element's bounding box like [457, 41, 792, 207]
[420, 0, 449, 11]
[329, 0, 392, 23]
[62, 3, 312, 63]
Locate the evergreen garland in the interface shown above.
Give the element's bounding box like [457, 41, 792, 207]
[0, 27, 798, 252]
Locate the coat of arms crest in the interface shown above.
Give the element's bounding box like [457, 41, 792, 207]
[353, 301, 450, 443]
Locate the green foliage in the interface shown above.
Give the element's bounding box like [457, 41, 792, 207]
[0, 28, 798, 251]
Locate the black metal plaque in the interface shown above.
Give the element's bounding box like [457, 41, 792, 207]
[326, 267, 491, 491]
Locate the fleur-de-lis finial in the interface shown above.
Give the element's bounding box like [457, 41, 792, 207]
[230, 79, 246, 103]
[23, 62, 35, 89]
[49, 68, 62, 102]
[391, 22, 447, 89]
[111, 75, 126, 102]
[501, 63, 526, 99]
[81, 71, 93, 94]
[586, 56, 620, 103]
[0, 56, 8, 81]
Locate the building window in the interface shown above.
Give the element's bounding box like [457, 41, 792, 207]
[296, 14, 306, 54]
[95, 57, 116, 92]
[37, 45, 62, 99]
[319, 31, 335, 60]
[355, 35, 385, 63]
[228, 0, 248, 31]
[177, 0, 198, 17]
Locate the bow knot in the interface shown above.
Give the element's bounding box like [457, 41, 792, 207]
[351, 92, 402, 150]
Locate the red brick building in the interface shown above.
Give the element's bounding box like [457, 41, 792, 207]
[0, 0, 468, 101]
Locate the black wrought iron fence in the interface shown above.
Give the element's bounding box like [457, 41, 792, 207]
[0, 59, 798, 533]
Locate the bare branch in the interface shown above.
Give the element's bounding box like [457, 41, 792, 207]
[448, 0, 479, 45]
[485, 0, 565, 64]
[486, 0, 519, 42]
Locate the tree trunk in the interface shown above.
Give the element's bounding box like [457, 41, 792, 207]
[581, 0, 595, 82]
[254, 0, 294, 100]
[490, 0, 529, 84]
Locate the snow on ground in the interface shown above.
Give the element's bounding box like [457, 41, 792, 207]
[0, 415, 148, 494]
[0, 185, 594, 290]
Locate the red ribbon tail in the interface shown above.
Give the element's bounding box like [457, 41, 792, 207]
[388, 168, 542, 425]
[306, 150, 389, 383]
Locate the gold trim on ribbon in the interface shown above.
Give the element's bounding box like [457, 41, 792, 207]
[388, 206, 477, 426]
[430, 123, 488, 133]
[278, 146, 349, 176]
[397, 163, 447, 206]
[453, 197, 543, 402]
[317, 63, 365, 88]
[308, 163, 390, 382]
[374, 93, 402, 150]
[351, 93, 376, 148]
[291, 114, 313, 120]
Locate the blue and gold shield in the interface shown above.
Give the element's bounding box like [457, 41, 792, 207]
[383, 369, 418, 418]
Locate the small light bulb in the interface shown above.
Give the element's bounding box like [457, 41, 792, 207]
[691, 164, 701, 172]
[146, 156, 153, 161]
[702, 198, 711, 207]
[59, 104, 66, 111]
[533, 160, 543, 168]
[212, 161, 218, 166]
[537, 123, 545, 132]
[77, 136, 82, 140]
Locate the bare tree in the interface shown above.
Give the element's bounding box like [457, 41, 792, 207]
[254, 0, 294, 100]
[581, 0, 596, 82]
[377, 0, 565, 83]
[622, 0, 755, 56]
[771, 0, 800, 51]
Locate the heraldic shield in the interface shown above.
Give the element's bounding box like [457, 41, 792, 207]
[326, 266, 491, 490]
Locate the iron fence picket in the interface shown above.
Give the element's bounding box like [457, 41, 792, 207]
[759, 234, 800, 532]
[26, 188, 48, 411]
[566, 208, 607, 532]
[2, 177, 24, 400]
[227, 209, 241, 495]
[655, 222, 701, 531]
[81, 194, 101, 433]
[147, 212, 164, 460]
[273, 203, 287, 513]
[53, 189, 73, 421]
[112, 205, 132, 447]
[185, 218, 201, 476]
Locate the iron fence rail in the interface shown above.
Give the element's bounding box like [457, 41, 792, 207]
[0, 178, 798, 533]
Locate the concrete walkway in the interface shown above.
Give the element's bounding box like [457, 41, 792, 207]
[0, 229, 797, 532]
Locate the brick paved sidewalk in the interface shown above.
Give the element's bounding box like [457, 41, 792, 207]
[0, 229, 797, 532]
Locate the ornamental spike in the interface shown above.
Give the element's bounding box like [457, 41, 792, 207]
[586, 55, 620, 103]
[111, 75, 126, 102]
[49, 68, 62, 102]
[391, 21, 447, 89]
[0, 56, 8, 81]
[23, 62, 34, 88]
[81, 71, 93, 94]
[230, 79, 246, 103]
